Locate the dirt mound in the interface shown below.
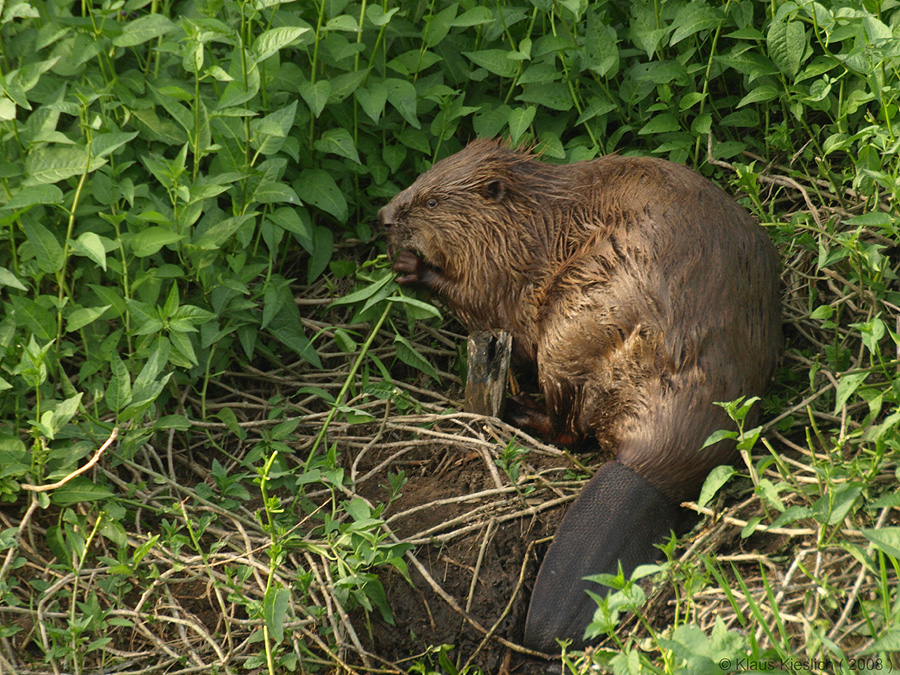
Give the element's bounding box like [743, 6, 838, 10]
[348, 415, 588, 669]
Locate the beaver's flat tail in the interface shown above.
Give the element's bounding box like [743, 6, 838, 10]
[523, 460, 687, 651]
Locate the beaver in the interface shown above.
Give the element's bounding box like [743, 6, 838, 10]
[377, 138, 782, 652]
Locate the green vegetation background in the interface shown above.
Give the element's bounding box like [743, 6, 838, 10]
[1, 0, 899, 672]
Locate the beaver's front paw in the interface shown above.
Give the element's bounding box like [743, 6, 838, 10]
[505, 392, 552, 435]
[393, 250, 439, 287]
[505, 392, 585, 449]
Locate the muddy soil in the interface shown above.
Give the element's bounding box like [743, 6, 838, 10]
[350, 433, 584, 671]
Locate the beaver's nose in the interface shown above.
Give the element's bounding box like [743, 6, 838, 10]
[377, 203, 395, 230]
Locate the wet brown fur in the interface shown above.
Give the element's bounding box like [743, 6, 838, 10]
[379, 138, 782, 504]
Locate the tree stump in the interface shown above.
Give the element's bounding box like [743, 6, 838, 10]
[464, 330, 512, 418]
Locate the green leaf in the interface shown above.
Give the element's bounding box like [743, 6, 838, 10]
[864, 16, 893, 43]
[50, 476, 115, 506]
[366, 5, 399, 26]
[679, 92, 706, 111]
[48, 393, 83, 438]
[582, 17, 619, 78]
[701, 428, 737, 449]
[388, 49, 442, 77]
[325, 14, 359, 32]
[474, 104, 513, 138]
[193, 214, 256, 250]
[66, 305, 111, 332]
[253, 182, 301, 205]
[46, 525, 71, 566]
[131, 107, 187, 145]
[846, 212, 895, 228]
[861, 527, 900, 560]
[269, 207, 312, 250]
[314, 128, 361, 164]
[136, 340, 170, 387]
[219, 56, 261, 109]
[170, 330, 197, 366]
[0, 97, 15, 121]
[329, 69, 369, 103]
[170, 304, 216, 331]
[861, 628, 900, 655]
[383, 144, 407, 173]
[264, 587, 290, 643]
[0, 266, 27, 291]
[330, 273, 393, 308]
[261, 282, 286, 331]
[298, 79, 331, 118]
[355, 82, 388, 122]
[113, 14, 176, 47]
[767, 20, 806, 78]
[253, 27, 310, 61]
[696, 465, 736, 509]
[629, 2, 669, 58]
[272, 418, 302, 440]
[463, 49, 517, 78]
[90, 285, 126, 318]
[818, 483, 863, 525]
[0, 435, 28, 478]
[389, 294, 442, 320]
[295, 169, 348, 222]
[833, 371, 869, 414]
[266, 298, 322, 368]
[251, 101, 297, 155]
[385, 79, 419, 128]
[107, 355, 132, 412]
[1, 184, 64, 211]
[721, 108, 759, 128]
[669, 1, 723, 45]
[307, 226, 333, 284]
[24, 220, 64, 273]
[737, 85, 779, 107]
[394, 334, 439, 382]
[131, 227, 184, 257]
[11, 295, 55, 340]
[71, 232, 107, 270]
[424, 3, 456, 47]
[24, 146, 106, 186]
[450, 7, 493, 26]
[129, 342, 172, 412]
[715, 50, 779, 80]
[100, 519, 128, 549]
[93, 131, 140, 159]
[127, 299, 163, 336]
[770, 505, 813, 529]
[507, 107, 535, 145]
[809, 305, 834, 320]
[516, 82, 571, 112]
[362, 576, 394, 624]
[333, 328, 358, 353]
[215, 407, 245, 439]
[638, 113, 681, 135]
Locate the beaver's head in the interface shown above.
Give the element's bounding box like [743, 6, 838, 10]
[377, 139, 540, 280]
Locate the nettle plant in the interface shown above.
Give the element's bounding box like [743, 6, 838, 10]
[1, 0, 897, 491]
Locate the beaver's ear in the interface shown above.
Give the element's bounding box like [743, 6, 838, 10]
[480, 178, 506, 201]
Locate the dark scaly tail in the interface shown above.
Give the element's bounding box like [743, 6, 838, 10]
[523, 460, 687, 651]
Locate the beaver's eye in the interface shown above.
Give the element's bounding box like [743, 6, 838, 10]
[426, 198, 438, 208]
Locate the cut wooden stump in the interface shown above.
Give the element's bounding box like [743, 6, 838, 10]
[464, 330, 512, 418]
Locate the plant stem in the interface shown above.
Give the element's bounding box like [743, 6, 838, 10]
[305, 300, 393, 470]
